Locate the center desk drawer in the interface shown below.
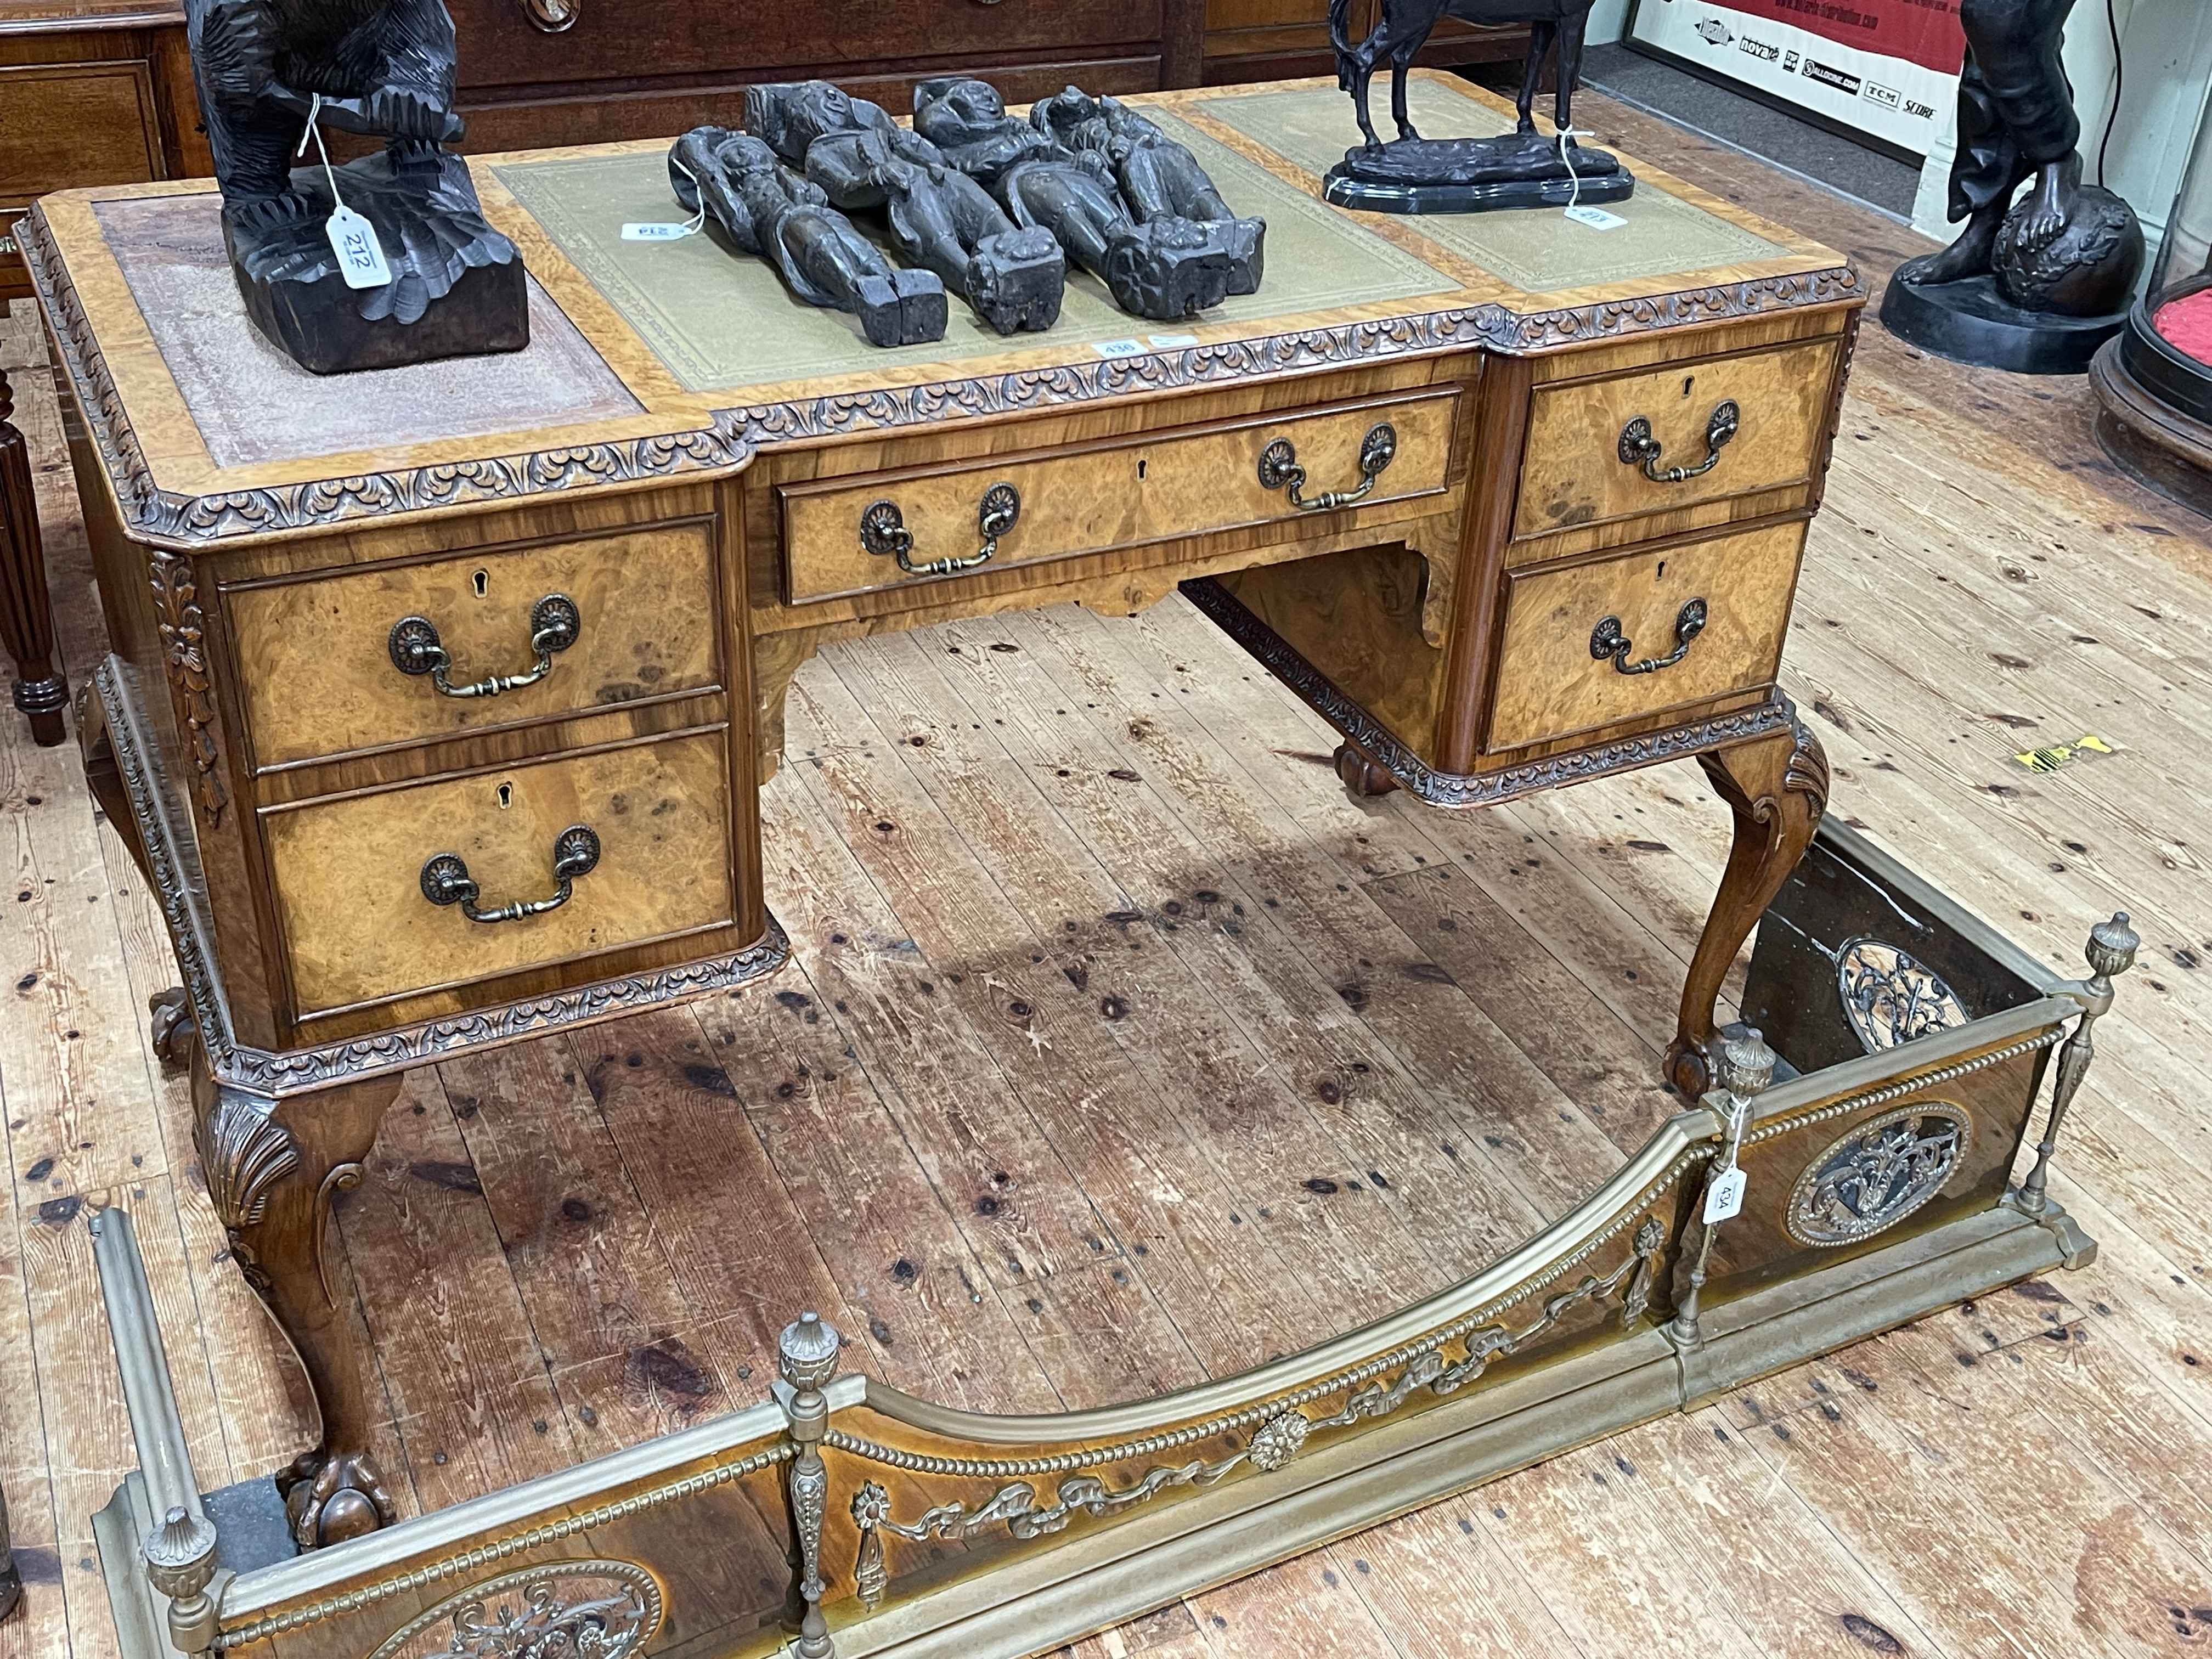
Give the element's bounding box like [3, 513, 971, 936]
[778, 390, 1459, 606]
[1514, 337, 1841, 541]
[263, 731, 735, 1017]
[1486, 521, 1807, 754]
[225, 522, 722, 769]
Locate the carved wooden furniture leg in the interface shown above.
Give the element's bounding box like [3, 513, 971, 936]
[191, 1047, 404, 1549]
[1334, 741, 1400, 798]
[0, 366, 67, 746]
[1666, 711, 1830, 1098]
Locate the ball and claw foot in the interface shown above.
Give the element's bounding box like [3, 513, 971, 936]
[148, 988, 196, 1074]
[1664, 1039, 1711, 1101]
[1334, 743, 1399, 799]
[281, 1447, 394, 1549]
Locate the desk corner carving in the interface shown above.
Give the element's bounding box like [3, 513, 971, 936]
[148, 551, 227, 826]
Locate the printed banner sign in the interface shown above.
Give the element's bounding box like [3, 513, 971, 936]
[1629, 0, 1964, 156]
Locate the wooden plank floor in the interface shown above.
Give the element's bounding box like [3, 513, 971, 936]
[8, 97, 2212, 1656]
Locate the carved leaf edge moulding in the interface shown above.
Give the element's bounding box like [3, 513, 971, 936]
[21, 205, 1859, 548]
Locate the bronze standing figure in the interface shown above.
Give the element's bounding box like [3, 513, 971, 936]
[1882, 0, 2145, 370]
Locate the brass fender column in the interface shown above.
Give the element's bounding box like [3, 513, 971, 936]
[778, 1313, 842, 1659]
[1667, 1029, 1776, 1348]
[2017, 912, 2139, 1216]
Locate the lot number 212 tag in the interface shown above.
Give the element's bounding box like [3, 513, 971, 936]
[326, 206, 392, 290]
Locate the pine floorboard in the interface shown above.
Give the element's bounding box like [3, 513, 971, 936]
[5, 91, 2212, 1654]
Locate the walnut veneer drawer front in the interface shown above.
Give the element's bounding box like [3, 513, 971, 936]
[1486, 521, 1807, 754]
[227, 522, 721, 768]
[264, 732, 735, 1016]
[780, 390, 1459, 606]
[1514, 339, 1840, 540]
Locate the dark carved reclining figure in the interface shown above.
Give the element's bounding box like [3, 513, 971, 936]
[1030, 86, 1265, 296]
[668, 125, 946, 347]
[746, 80, 1063, 336]
[914, 77, 1260, 323]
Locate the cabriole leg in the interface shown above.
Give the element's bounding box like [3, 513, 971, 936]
[191, 1046, 404, 1548]
[1667, 712, 1829, 1097]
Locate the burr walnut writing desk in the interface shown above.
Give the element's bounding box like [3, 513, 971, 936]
[26, 73, 1866, 1553]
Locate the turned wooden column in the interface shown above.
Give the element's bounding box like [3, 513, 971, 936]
[0, 364, 66, 746]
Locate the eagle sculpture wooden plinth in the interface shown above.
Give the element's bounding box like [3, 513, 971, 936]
[185, 0, 528, 374]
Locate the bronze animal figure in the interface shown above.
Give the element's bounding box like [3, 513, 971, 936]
[1329, 0, 1599, 151]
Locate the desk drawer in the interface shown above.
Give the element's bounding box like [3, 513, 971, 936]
[1514, 339, 1839, 540]
[778, 390, 1459, 607]
[0, 61, 161, 198]
[1485, 521, 1805, 754]
[264, 731, 735, 1017]
[227, 522, 721, 768]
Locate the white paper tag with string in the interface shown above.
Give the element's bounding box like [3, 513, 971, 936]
[625, 155, 708, 241]
[326, 205, 392, 288]
[1564, 203, 1627, 231]
[298, 95, 392, 290]
[1702, 1164, 1747, 1223]
[1554, 126, 1625, 231]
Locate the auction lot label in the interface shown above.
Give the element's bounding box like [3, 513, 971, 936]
[1629, 0, 1963, 156]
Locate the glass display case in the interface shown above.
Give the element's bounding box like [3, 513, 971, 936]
[2095, 79, 2212, 512]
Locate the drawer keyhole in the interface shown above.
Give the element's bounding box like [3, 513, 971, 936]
[1657, 560, 1667, 579]
[473, 569, 490, 599]
[1137, 458, 1148, 481]
[1682, 375, 1695, 398]
[496, 782, 513, 809]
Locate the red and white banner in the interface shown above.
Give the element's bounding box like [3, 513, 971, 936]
[1629, 0, 1965, 156]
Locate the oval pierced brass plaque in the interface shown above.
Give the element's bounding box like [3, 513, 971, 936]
[1836, 936, 1970, 1053]
[1785, 1102, 1972, 1248]
[367, 1558, 664, 1659]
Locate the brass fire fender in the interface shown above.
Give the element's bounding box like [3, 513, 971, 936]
[89, 900, 2131, 1659]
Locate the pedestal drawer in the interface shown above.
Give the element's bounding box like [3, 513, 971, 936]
[225, 521, 722, 769]
[1513, 338, 1840, 540]
[778, 388, 1459, 606]
[264, 730, 735, 1017]
[1485, 521, 1807, 754]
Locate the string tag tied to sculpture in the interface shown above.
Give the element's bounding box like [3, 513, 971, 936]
[297, 94, 394, 290]
[622, 154, 708, 242]
[1555, 126, 1625, 232]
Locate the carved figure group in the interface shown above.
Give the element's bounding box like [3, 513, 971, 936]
[185, 0, 527, 372]
[674, 76, 1266, 340]
[920, 77, 1263, 320]
[669, 126, 948, 347]
[747, 80, 1063, 335]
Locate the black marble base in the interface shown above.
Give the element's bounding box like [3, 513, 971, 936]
[1879, 256, 2126, 375]
[1323, 131, 1635, 216]
[224, 152, 530, 376]
[1324, 167, 1635, 215]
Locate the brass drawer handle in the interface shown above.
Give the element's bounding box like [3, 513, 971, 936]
[1591, 599, 1708, 675]
[1619, 401, 1739, 484]
[860, 482, 1021, 578]
[420, 825, 601, 924]
[388, 594, 580, 698]
[1258, 422, 1397, 511]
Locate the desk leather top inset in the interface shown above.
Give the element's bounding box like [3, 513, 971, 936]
[21, 71, 1857, 548]
[496, 106, 1461, 394]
